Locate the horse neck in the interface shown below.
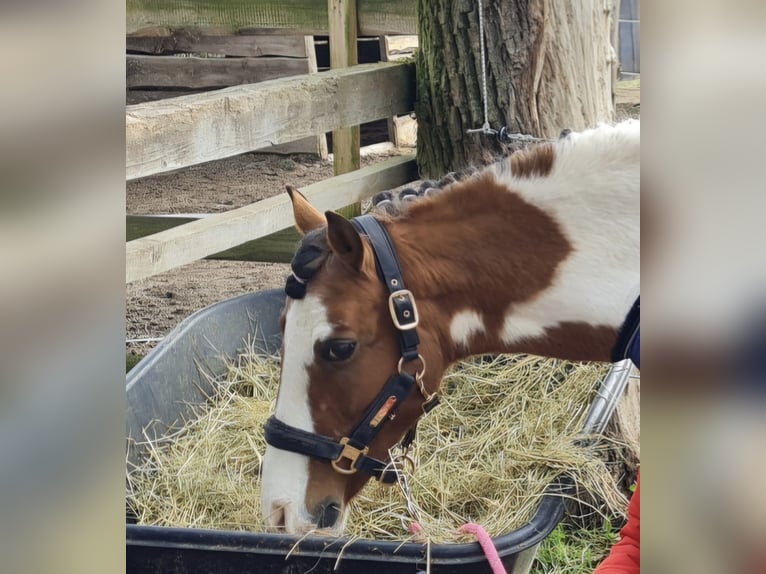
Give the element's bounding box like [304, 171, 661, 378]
[388, 152, 639, 365]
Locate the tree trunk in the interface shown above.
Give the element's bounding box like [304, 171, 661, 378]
[416, 0, 618, 177]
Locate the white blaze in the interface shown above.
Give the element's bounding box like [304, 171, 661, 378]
[261, 293, 333, 532]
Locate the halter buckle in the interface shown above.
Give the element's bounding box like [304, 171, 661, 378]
[388, 289, 419, 330]
[331, 437, 369, 475]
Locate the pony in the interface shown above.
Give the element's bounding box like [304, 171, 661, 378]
[260, 120, 640, 535]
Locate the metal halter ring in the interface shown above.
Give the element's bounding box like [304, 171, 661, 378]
[398, 354, 426, 379]
[392, 453, 417, 475]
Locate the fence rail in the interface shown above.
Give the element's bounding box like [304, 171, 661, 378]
[126, 61, 415, 180]
[127, 0, 417, 36]
[126, 154, 417, 282]
[126, 30, 311, 57]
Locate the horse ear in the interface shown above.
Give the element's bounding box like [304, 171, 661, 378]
[286, 185, 326, 235]
[325, 211, 364, 272]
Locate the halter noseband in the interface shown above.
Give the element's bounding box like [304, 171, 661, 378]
[264, 215, 438, 484]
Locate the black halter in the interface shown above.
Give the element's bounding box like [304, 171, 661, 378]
[264, 215, 438, 484]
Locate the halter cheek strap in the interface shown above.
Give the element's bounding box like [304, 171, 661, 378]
[264, 215, 439, 484]
[353, 215, 420, 362]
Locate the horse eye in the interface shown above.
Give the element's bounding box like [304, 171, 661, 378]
[319, 339, 357, 362]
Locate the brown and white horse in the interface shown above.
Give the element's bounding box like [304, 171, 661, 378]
[261, 120, 640, 535]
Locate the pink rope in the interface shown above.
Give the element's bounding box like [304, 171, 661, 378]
[408, 522, 506, 574]
[458, 523, 507, 574]
[409, 522, 427, 543]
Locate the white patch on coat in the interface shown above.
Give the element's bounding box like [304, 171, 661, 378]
[494, 120, 641, 343]
[450, 310, 486, 348]
[261, 293, 333, 533]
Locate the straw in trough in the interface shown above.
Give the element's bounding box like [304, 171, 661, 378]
[127, 352, 636, 542]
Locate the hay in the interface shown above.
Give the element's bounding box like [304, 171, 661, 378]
[127, 353, 634, 542]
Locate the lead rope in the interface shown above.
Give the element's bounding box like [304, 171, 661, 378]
[458, 523, 508, 574]
[466, 0, 555, 145]
[395, 449, 508, 574]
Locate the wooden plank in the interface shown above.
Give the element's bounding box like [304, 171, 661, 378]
[262, 36, 328, 159]
[127, 215, 300, 263]
[126, 154, 417, 282]
[211, 227, 300, 263]
[127, 214, 198, 241]
[127, 0, 417, 36]
[126, 30, 309, 57]
[127, 54, 310, 89]
[126, 88, 208, 104]
[126, 94, 325, 156]
[329, 0, 361, 218]
[126, 62, 415, 180]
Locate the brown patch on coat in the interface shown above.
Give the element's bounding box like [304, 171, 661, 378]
[392, 172, 573, 336]
[508, 322, 620, 363]
[508, 143, 556, 178]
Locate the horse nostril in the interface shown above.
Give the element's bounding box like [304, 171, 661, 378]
[315, 500, 342, 529]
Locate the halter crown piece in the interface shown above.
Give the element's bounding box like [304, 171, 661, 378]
[264, 215, 438, 484]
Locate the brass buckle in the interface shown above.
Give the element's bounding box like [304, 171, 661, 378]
[331, 437, 368, 475]
[388, 289, 419, 330]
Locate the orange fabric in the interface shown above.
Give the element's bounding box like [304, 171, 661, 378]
[594, 473, 640, 574]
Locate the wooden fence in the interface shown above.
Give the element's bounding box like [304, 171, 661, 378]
[127, 0, 417, 36]
[126, 155, 417, 282]
[127, 62, 414, 180]
[127, 29, 329, 156]
[126, 59, 418, 282]
[126, 0, 421, 284]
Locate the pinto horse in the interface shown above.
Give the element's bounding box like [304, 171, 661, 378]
[261, 120, 640, 535]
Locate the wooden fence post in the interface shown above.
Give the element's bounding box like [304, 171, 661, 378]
[329, 0, 361, 218]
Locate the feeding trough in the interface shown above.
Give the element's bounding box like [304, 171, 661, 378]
[126, 288, 633, 574]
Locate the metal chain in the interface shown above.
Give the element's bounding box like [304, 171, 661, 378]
[387, 446, 424, 526]
[466, 0, 558, 144]
[467, 0, 493, 136]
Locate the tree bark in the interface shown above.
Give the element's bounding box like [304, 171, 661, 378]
[416, 0, 617, 177]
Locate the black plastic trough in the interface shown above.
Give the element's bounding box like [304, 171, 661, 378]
[126, 288, 630, 574]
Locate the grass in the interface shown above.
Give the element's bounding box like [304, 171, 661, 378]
[531, 519, 621, 574]
[126, 353, 143, 373]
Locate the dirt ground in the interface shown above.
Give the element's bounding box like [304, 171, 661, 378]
[126, 82, 640, 359]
